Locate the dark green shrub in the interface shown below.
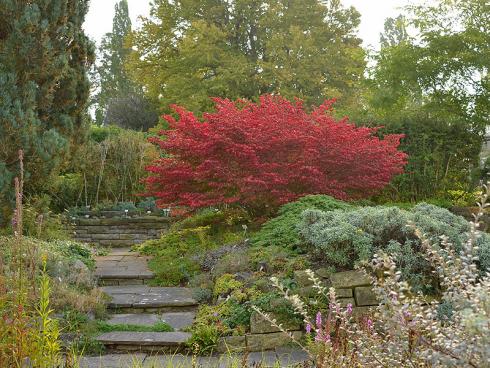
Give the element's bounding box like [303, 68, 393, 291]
[223, 300, 251, 330]
[252, 195, 351, 249]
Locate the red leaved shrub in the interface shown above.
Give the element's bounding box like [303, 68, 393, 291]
[145, 96, 407, 214]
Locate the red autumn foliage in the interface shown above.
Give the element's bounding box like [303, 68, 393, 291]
[145, 96, 407, 214]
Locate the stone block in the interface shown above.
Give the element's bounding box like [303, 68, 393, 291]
[354, 286, 378, 306]
[119, 234, 136, 240]
[296, 286, 317, 298]
[250, 312, 301, 334]
[91, 233, 121, 240]
[335, 288, 353, 298]
[118, 279, 144, 285]
[330, 270, 371, 289]
[294, 270, 314, 288]
[315, 267, 333, 279]
[246, 331, 303, 352]
[99, 240, 135, 246]
[337, 297, 355, 308]
[216, 336, 247, 353]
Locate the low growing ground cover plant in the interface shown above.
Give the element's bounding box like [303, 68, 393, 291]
[252, 195, 351, 249]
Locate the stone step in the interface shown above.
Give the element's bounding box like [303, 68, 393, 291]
[101, 285, 198, 313]
[106, 312, 196, 331]
[96, 331, 191, 353]
[95, 251, 155, 286]
[78, 348, 310, 368]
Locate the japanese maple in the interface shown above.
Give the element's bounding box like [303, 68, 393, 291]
[145, 95, 407, 214]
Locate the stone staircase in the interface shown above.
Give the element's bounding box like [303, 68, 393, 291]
[95, 248, 198, 353]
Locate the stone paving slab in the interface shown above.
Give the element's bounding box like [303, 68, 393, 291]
[106, 312, 195, 330]
[97, 331, 191, 347]
[79, 348, 309, 368]
[102, 286, 198, 309]
[106, 313, 164, 327]
[159, 312, 196, 330]
[95, 248, 154, 281]
[79, 353, 146, 368]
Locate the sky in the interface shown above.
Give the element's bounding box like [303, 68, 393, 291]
[84, 0, 423, 50]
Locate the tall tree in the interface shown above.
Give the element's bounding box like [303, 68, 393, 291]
[127, 0, 365, 114]
[0, 0, 94, 221]
[365, 0, 490, 200]
[95, 0, 145, 125]
[380, 15, 408, 48]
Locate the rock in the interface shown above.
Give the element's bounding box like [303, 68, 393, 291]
[257, 261, 269, 273]
[215, 336, 247, 353]
[78, 354, 146, 368]
[250, 312, 301, 334]
[337, 298, 355, 308]
[330, 270, 371, 289]
[234, 272, 253, 282]
[96, 331, 191, 347]
[246, 331, 303, 351]
[294, 270, 314, 288]
[315, 267, 333, 279]
[354, 286, 378, 306]
[297, 286, 316, 298]
[335, 288, 353, 298]
[73, 259, 89, 272]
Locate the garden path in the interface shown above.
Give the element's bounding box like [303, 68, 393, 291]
[92, 248, 308, 367]
[94, 248, 197, 352]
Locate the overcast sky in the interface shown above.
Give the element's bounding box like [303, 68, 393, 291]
[84, 0, 423, 50]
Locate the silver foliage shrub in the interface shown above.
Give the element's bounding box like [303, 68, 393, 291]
[299, 203, 490, 292]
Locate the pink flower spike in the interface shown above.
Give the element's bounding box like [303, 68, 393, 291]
[346, 303, 353, 314]
[316, 312, 322, 329]
[367, 319, 373, 330]
[306, 323, 312, 334]
[323, 334, 331, 342]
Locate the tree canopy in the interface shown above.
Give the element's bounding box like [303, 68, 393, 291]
[361, 0, 490, 200]
[145, 96, 407, 215]
[93, 0, 158, 130]
[127, 0, 366, 114]
[0, 0, 94, 220]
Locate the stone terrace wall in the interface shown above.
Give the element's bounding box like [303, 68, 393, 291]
[67, 216, 173, 247]
[217, 269, 378, 353]
[295, 269, 378, 316]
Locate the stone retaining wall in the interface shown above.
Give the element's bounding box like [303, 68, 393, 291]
[218, 269, 377, 352]
[67, 216, 173, 247]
